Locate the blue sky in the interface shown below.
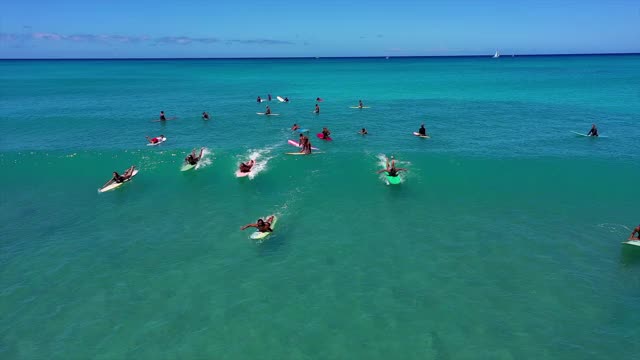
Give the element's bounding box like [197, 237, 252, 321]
[1, 0, 638, 58]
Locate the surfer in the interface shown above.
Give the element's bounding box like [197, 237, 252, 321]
[418, 124, 428, 136]
[268, 94, 272, 101]
[146, 135, 164, 144]
[299, 133, 311, 154]
[202, 112, 210, 120]
[377, 159, 406, 177]
[112, 166, 135, 183]
[241, 216, 274, 232]
[321, 127, 331, 139]
[630, 225, 640, 241]
[284, 97, 290, 102]
[265, 106, 272, 115]
[257, 96, 262, 103]
[159, 111, 167, 121]
[316, 97, 323, 102]
[314, 104, 320, 114]
[359, 128, 368, 135]
[239, 160, 255, 173]
[291, 124, 300, 131]
[587, 124, 598, 137]
[358, 100, 364, 108]
[185, 148, 204, 166]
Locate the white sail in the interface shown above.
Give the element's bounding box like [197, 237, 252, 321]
[492, 50, 500, 58]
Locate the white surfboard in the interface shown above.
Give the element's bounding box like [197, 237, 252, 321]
[349, 106, 371, 109]
[623, 240, 640, 247]
[99, 169, 139, 193]
[413, 132, 430, 139]
[571, 131, 607, 138]
[256, 113, 280, 116]
[277, 96, 285, 102]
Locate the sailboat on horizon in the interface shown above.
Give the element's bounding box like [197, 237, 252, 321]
[492, 50, 500, 58]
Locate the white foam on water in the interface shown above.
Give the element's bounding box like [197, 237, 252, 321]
[195, 148, 213, 170]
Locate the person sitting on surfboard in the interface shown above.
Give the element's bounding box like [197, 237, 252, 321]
[630, 225, 640, 241]
[291, 124, 300, 131]
[418, 124, 427, 136]
[358, 100, 364, 108]
[241, 216, 274, 233]
[268, 94, 272, 101]
[146, 135, 164, 144]
[321, 127, 331, 139]
[314, 104, 320, 114]
[256, 96, 262, 103]
[587, 124, 598, 137]
[185, 148, 204, 166]
[265, 106, 272, 115]
[239, 160, 255, 173]
[159, 111, 167, 121]
[112, 166, 135, 183]
[202, 112, 210, 120]
[359, 128, 368, 135]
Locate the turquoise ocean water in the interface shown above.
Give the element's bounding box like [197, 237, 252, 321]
[1, 56, 640, 359]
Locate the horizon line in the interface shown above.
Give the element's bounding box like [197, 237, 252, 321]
[1, 52, 638, 61]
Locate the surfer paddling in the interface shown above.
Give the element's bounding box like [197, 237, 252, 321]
[238, 160, 255, 173]
[630, 225, 640, 241]
[587, 124, 599, 137]
[291, 124, 300, 131]
[377, 156, 407, 177]
[146, 135, 165, 144]
[240, 216, 274, 232]
[185, 148, 204, 166]
[111, 166, 136, 183]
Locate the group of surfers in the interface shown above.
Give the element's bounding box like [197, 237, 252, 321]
[157, 111, 209, 121]
[257, 94, 289, 103]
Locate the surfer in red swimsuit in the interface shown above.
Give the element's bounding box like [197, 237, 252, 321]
[146, 135, 164, 144]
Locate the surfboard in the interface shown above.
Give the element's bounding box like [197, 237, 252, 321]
[277, 96, 285, 102]
[316, 98, 324, 102]
[250, 215, 278, 240]
[349, 106, 371, 109]
[623, 240, 640, 247]
[571, 131, 607, 138]
[285, 152, 320, 155]
[146, 136, 167, 146]
[236, 169, 251, 177]
[413, 132, 430, 139]
[99, 169, 139, 193]
[316, 133, 332, 141]
[256, 113, 280, 116]
[288, 140, 319, 150]
[181, 163, 196, 171]
[385, 172, 402, 185]
[151, 117, 177, 122]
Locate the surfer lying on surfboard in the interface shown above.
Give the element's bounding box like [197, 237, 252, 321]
[587, 124, 599, 137]
[185, 148, 204, 166]
[291, 124, 300, 131]
[146, 135, 165, 144]
[630, 225, 640, 241]
[240, 216, 274, 232]
[377, 156, 407, 177]
[112, 166, 136, 183]
[238, 160, 255, 173]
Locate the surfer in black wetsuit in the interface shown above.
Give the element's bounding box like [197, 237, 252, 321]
[257, 96, 262, 103]
[284, 97, 289, 102]
[241, 217, 274, 232]
[268, 94, 272, 101]
[314, 104, 320, 114]
[239, 160, 255, 173]
[359, 128, 368, 135]
[418, 124, 427, 136]
[630, 225, 640, 241]
[587, 124, 598, 137]
[159, 111, 167, 121]
[321, 127, 331, 139]
[202, 112, 210, 120]
[377, 156, 406, 177]
[358, 100, 364, 108]
[185, 148, 204, 165]
[265, 106, 271, 115]
[112, 166, 135, 183]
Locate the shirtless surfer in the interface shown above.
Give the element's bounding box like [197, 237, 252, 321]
[240, 216, 274, 232]
[630, 225, 640, 241]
